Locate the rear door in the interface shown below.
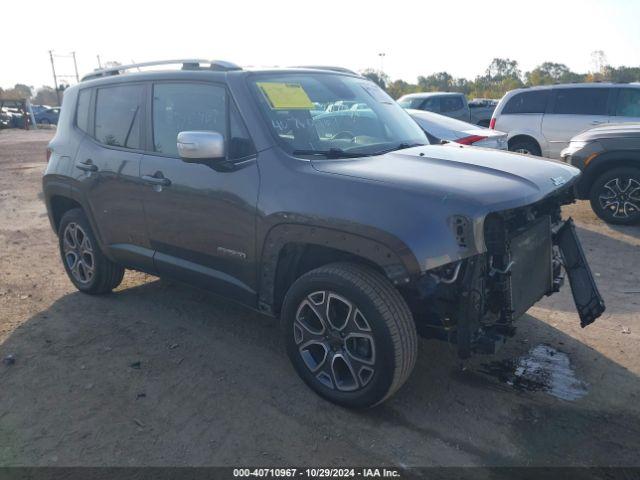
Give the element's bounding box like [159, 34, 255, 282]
[71, 83, 153, 271]
[612, 87, 640, 124]
[541, 87, 612, 158]
[140, 81, 259, 305]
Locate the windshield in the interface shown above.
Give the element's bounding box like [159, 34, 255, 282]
[250, 73, 428, 157]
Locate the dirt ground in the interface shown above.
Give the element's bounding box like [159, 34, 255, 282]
[0, 129, 639, 467]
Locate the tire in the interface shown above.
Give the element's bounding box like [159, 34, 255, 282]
[509, 137, 541, 156]
[282, 262, 417, 408]
[589, 167, 640, 225]
[58, 208, 125, 293]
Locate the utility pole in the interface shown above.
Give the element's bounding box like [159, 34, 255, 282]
[72, 51, 80, 82]
[49, 50, 60, 105]
[97, 54, 102, 69]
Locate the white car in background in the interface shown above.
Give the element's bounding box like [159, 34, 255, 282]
[490, 83, 640, 158]
[407, 109, 508, 150]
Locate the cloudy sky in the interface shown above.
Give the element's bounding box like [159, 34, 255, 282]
[2, 0, 639, 90]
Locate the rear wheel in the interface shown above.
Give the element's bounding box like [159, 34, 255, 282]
[589, 167, 640, 225]
[282, 263, 417, 408]
[509, 137, 541, 156]
[58, 208, 124, 293]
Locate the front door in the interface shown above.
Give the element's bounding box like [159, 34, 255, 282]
[541, 87, 612, 159]
[140, 81, 259, 305]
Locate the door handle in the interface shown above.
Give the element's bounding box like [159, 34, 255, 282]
[590, 120, 605, 125]
[142, 174, 171, 187]
[76, 159, 98, 172]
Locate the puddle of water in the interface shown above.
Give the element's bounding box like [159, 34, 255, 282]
[480, 344, 588, 401]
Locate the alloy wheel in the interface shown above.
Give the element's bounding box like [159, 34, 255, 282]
[294, 291, 376, 392]
[62, 222, 95, 284]
[598, 177, 640, 219]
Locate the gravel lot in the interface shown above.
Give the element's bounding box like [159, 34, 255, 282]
[1, 129, 639, 467]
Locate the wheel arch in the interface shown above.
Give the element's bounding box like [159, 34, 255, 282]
[258, 224, 420, 315]
[49, 195, 83, 231]
[508, 134, 542, 154]
[579, 153, 640, 198]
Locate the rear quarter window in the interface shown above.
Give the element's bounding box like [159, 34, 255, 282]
[502, 90, 549, 114]
[75, 89, 91, 133]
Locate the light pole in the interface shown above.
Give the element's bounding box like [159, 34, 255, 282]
[378, 52, 386, 73]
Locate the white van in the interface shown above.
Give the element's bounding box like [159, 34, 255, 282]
[491, 83, 640, 159]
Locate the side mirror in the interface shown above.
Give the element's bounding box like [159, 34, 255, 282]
[177, 131, 225, 161]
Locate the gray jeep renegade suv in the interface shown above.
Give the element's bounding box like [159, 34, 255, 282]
[43, 59, 605, 407]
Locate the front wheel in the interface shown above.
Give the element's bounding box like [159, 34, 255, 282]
[589, 167, 640, 225]
[282, 263, 417, 408]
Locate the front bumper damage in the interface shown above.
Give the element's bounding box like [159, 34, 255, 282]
[411, 200, 605, 358]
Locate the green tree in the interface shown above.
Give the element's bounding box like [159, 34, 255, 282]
[361, 69, 389, 89]
[386, 79, 419, 99]
[526, 62, 584, 85]
[602, 65, 640, 83]
[12, 83, 33, 99]
[32, 86, 59, 106]
[417, 72, 454, 92]
[486, 58, 521, 80]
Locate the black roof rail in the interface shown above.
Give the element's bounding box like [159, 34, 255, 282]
[81, 59, 241, 81]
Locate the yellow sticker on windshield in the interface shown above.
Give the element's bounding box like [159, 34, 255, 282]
[257, 82, 314, 110]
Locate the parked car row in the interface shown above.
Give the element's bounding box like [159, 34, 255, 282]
[397, 92, 497, 127]
[401, 82, 640, 225]
[0, 103, 60, 129]
[490, 83, 640, 158]
[486, 82, 640, 225]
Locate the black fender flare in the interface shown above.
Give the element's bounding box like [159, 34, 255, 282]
[579, 151, 640, 198]
[257, 223, 421, 313]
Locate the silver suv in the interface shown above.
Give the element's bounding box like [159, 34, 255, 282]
[491, 83, 640, 159]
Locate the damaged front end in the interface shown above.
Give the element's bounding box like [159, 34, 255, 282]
[409, 191, 606, 358]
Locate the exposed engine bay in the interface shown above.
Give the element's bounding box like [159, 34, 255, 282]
[407, 188, 606, 358]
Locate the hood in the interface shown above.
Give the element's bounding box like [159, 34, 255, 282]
[572, 122, 640, 142]
[311, 143, 580, 213]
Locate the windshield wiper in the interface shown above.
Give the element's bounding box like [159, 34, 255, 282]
[374, 142, 427, 155]
[292, 148, 370, 159]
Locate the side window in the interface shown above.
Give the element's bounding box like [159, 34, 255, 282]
[503, 91, 549, 114]
[420, 97, 438, 112]
[615, 89, 640, 117]
[229, 101, 256, 159]
[153, 83, 226, 157]
[440, 96, 464, 113]
[76, 89, 91, 133]
[553, 88, 609, 115]
[95, 85, 143, 149]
